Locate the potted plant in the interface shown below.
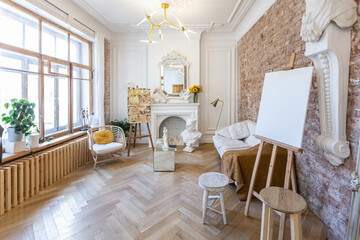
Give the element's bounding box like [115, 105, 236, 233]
[1, 99, 37, 143]
[110, 118, 131, 137]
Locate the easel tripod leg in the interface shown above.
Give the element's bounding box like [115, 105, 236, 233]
[133, 123, 137, 148]
[244, 141, 265, 216]
[146, 123, 154, 150]
[266, 145, 278, 187]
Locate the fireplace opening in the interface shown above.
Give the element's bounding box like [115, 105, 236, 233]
[159, 116, 186, 145]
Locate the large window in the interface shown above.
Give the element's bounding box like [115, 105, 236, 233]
[0, 1, 92, 138]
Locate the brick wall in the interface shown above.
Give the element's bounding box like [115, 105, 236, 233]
[104, 38, 111, 124]
[237, 0, 360, 239]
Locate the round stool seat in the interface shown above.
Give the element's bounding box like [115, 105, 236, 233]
[260, 187, 307, 214]
[199, 172, 229, 192]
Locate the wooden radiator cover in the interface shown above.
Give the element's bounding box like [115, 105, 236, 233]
[0, 136, 90, 215]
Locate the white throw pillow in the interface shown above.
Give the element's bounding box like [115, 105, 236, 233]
[216, 121, 250, 140]
[245, 120, 257, 135]
[244, 135, 261, 146]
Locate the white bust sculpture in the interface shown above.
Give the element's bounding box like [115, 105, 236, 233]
[181, 119, 202, 153]
[162, 127, 169, 150]
[300, 0, 357, 42]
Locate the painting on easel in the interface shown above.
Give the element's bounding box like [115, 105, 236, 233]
[127, 86, 154, 156]
[127, 87, 152, 123]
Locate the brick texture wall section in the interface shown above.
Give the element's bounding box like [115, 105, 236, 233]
[104, 38, 111, 124]
[237, 0, 360, 239]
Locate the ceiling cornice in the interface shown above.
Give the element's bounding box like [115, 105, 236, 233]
[72, 0, 255, 33]
[210, 0, 256, 32]
[72, 0, 118, 30]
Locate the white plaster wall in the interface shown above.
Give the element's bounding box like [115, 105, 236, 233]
[111, 32, 148, 121]
[200, 32, 237, 143]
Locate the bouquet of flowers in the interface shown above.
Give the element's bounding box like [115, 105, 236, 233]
[189, 85, 202, 103]
[189, 85, 202, 93]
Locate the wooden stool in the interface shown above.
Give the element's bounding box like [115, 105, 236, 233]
[260, 187, 307, 240]
[198, 172, 229, 224]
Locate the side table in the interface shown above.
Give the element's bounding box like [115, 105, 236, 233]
[153, 145, 176, 172]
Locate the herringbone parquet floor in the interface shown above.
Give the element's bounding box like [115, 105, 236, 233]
[0, 144, 326, 240]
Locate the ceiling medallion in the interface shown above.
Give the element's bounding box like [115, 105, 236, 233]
[137, 2, 196, 44]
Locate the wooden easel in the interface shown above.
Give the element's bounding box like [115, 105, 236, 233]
[244, 53, 300, 240]
[244, 135, 300, 239]
[127, 122, 154, 156]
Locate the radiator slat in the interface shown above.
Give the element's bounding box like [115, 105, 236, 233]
[24, 160, 30, 199]
[0, 170, 4, 215]
[4, 167, 11, 211]
[17, 162, 24, 204]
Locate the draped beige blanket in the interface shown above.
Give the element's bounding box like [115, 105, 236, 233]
[221, 142, 288, 201]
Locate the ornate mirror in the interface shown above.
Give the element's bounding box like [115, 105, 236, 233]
[159, 51, 189, 96]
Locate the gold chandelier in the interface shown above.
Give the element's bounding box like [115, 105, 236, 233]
[137, 3, 194, 44]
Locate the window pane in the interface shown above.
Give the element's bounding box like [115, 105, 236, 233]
[70, 36, 89, 65]
[27, 75, 40, 128]
[43, 60, 69, 75]
[42, 22, 68, 60]
[73, 79, 90, 128]
[0, 71, 22, 115]
[44, 76, 69, 135]
[0, 49, 39, 72]
[0, 2, 39, 52]
[0, 71, 39, 128]
[73, 66, 90, 79]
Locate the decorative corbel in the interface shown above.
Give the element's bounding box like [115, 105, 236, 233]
[301, 0, 357, 166]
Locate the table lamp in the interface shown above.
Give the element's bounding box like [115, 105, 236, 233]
[211, 98, 224, 130]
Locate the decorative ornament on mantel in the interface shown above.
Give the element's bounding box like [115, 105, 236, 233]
[301, 0, 357, 166]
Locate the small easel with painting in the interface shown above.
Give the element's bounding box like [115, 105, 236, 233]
[127, 86, 154, 156]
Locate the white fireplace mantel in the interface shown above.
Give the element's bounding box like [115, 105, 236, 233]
[150, 103, 199, 146]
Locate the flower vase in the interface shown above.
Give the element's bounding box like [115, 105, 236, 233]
[193, 93, 198, 103]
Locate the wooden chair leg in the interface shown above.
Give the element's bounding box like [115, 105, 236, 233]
[127, 124, 133, 156]
[202, 190, 209, 224]
[93, 156, 97, 169]
[220, 191, 227, 224]
[290, 213, 302, 240]
[261, 203, 274, 240]
[244, 141, 265, 216]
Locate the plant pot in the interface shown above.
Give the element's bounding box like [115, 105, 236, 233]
[28, 133, 40, 149]
[7, 127, 23, 142]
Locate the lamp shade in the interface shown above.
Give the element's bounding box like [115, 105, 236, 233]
[211, 99, 220, 107]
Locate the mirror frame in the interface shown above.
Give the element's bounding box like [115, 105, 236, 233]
[159, 51, 189, 96]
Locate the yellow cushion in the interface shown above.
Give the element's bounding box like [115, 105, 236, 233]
[94, 130, 114, 144]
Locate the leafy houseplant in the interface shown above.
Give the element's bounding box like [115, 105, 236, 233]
[1, 99, 38, 142]
[110, 119, 131, 137]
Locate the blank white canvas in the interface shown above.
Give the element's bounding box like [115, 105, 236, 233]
[255, 67, 313, 149]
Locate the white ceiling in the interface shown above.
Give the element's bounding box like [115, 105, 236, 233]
[72, 0, 252, 33]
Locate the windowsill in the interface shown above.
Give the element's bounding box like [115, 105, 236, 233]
[1, 131, 87, 164]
